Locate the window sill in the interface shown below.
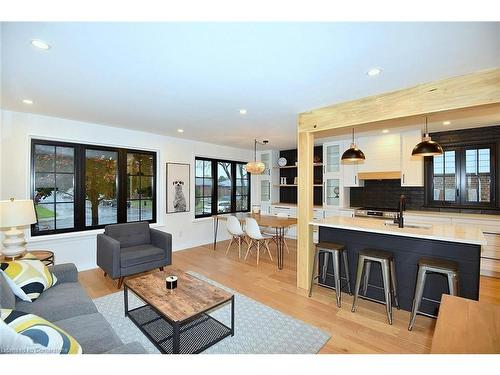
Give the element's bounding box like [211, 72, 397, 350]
[28, 222, 163, 243]
[192, 217, 213, 223]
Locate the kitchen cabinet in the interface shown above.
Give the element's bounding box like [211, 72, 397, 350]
[323, 142, 341, 174]
[401, 130, 424, 187]
[257, 150, 279, 208]
[342, 140, 364, 187]
[356, 134, 401, 173]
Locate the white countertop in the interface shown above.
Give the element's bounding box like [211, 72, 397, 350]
[310, 216, 486, 245]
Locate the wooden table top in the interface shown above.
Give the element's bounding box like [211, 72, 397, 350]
[124, 266, 233, 323]
[216, 213, 297, 228]
[431, 294, 500, 354]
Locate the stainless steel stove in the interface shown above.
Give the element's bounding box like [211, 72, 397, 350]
[354, 207, 399, 220]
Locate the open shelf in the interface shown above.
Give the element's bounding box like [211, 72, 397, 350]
[274, 184, 323, 187]
[273, 163, 323, 169]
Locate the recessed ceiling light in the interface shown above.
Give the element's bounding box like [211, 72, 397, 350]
[239, 109, 247, 115]
[31, 39, 50, 50]
[367, 68, 382, 76]
[177, 129, 184, 133]
[382, 129, 389, 133]
[442, 121, 451, 125]
[22, 99, 33, 105]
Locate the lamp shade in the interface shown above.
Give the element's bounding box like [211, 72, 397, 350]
[411, 135, 444, 157]
[341, 146, 366, 162]
[0, 199, 37, 228]
[245, 161, 265, 174]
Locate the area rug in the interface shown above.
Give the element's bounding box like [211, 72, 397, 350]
[93, 271, 330, 354]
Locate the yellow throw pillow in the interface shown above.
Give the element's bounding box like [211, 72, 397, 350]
[1, 309, 82, 354]
[0, 253, 57, 302]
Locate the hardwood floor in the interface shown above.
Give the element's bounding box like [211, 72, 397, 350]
[79, 239, 500, 354]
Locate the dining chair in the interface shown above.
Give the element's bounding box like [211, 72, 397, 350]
[244, 217, 274, 265]
[262, 213, 290, 254]
[225, 215, 247, 258]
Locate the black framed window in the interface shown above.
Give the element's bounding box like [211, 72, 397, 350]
[427, 145, 496, 208]
[31, 139, 157, 236]
[195, 157, 250, 218]
[127, 153, 155, 222]
[235, 163, 250, 212]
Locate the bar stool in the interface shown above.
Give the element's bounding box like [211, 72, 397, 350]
[351, 249, 399, 325]
[308, 241, 352, 307]
[408, 257, 459, 331]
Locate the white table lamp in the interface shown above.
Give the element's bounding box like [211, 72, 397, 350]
[0, 198, 37, 257]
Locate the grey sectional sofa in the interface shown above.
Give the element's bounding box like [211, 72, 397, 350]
[0, 263, 146, 354]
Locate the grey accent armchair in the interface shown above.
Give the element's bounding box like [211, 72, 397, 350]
[97, 222, 172, 288]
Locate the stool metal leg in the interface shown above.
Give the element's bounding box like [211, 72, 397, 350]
[342, 251, 352, 295]
[362, 261, 371, 295]
[408, 267, 427, 331]
[447, 272, 459, 296]
[322, 252, 329, 282]
[308, 248, 320, 297]
[381, 259, 393, 325]
[389, 259, 400, 309]
[332, 251, 341, 307]
[351, 256, 365, 313]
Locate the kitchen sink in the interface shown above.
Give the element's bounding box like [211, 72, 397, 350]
[384, 221, 432, 230]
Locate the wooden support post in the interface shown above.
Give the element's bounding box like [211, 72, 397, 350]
[297, 130, 314, 290]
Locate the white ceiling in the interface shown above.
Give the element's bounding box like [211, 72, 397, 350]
[1, 22, 499, 149]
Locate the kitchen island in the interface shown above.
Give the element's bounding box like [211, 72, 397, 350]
[310, 216, 486, 315]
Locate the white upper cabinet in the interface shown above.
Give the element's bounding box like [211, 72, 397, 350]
[400, 130, 424, 187]
[323, 142, 341, 175]
[257, 150, 279, 205]
[356, 134, 401, 173]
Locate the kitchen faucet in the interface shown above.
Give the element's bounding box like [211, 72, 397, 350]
[394, 194, 406, 228]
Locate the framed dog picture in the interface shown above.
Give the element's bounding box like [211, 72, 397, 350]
[166, 162, 190, 213]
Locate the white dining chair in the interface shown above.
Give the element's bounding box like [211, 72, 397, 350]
[225, 215, 247, 258]
[262, 212, 291, 254]
[244, 217, 273, 265]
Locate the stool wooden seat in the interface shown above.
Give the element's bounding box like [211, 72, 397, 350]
[418, 257, 458, 271]
[359, 249, 393, 260]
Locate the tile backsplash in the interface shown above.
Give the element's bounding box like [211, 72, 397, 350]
[350, 179, 424, 209]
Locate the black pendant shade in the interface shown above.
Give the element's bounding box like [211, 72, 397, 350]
[341, 146, 366, 161]
[341, 128, 366, 162]
[411, 136, 444, 157]
[411, 117, 444, 157]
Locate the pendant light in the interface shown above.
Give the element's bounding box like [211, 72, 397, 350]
[412, 116, 443, 157]
[245, 139, 266, 174]
[341, 128, 365, 162]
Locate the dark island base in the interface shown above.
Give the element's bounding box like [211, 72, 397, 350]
[318, 227, 481, 316]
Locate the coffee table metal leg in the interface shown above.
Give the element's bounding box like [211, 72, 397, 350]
[173, 322, 180, 354]
[124, 285, 129, 317]
[231, 295, 235, 336]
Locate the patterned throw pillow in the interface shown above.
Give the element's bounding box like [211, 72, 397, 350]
[0, 253, 57, 302]
[1, 309, 82, 354]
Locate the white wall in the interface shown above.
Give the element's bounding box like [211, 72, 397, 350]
[0, 110, 256, 270]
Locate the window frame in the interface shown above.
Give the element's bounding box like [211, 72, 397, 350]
[195, 157, 251, 218]
[31, 139, 157, 236]
[425, 143, 496, 209]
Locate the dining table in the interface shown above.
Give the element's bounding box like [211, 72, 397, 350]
[213, 212, 297, 270]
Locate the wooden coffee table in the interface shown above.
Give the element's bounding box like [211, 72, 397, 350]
[124, 267, 234, 354]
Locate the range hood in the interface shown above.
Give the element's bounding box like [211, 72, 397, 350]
[357, 171, 401, 180]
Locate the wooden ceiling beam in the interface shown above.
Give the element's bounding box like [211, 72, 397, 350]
[299, 68, 500, 133]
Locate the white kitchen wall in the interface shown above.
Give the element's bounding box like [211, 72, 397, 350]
[0, 110, 256, 270]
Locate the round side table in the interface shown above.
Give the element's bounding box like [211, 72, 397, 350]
[29, 250, 55, 266]
[0, 250, 55, 266]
